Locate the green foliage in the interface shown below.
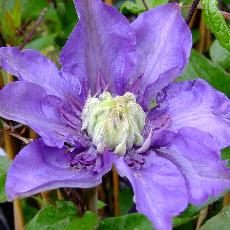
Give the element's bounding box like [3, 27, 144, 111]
[200, 205, 230, 230]
[202, 0, 230, 52]
[0, 155, 11, 203]
[26, 201, 99, 230]
[97, 200, 106, 209]
[210, 40, 230, 70]
[118, 186, 133, 215]
[222, 147, 230, 167]
[120, 0, 168, 15]
[179, 49, 230, 97]
[98, 213, 153, 230]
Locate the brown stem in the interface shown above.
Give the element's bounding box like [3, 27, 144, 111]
[104, 0, 113, 5]
[223, 191, 230, 206]
[112, 167, 120, 216]
[195, 207, 209, 230]
[41, 191, 54, 205]
[19, 8, 48, 50]
[186, 0, 200, 25]
[3, 74, 24, 230]
[13, 200, 24, 230]
[84, 187, 98, 214]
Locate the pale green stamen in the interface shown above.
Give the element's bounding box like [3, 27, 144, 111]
[81, 92, 146, 155]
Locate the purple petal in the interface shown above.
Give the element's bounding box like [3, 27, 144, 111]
[151, 79, 230, 148]
[0, 81, 85, 147]
[115, 153, 188, 230]
[6, 139, 113, 200]
[131, 3, 191, 108]
[60, 0, 136, 96]
[0, 47, 83, 102]
[153, 127, 230, 205]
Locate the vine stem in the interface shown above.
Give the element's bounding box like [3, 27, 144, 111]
[104, 0, 113, 5]
[84, 187, 98, 214]
[186, 0, 200, 25]
[2, 74, 24, 230]
[112, 167, 120, 216]
[19, 8, 47, 50]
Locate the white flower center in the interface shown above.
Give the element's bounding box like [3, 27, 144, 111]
[81, 92, 146, 155]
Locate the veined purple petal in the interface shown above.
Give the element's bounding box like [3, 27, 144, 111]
[151, 79, 230, 148]
[0, 47, 59, 96]
[0, 47, 84, 102]
[60, 0, 136, 96]
[153, 127, 230, 205]
[6, 139, 113, 200]
[115, 153, 188, 230]
[0, 81, 87, 147]
[131, 3, 191, 109]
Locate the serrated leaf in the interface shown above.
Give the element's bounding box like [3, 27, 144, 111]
[25, 201, 99, 230]
[25, 201, 77, 230]
[179, 49, 230, 97]
[210, 40, 230, 70]
[0, 155, 11, 203]
[200, 205, 230, 230]
[202, 0, 230, 52]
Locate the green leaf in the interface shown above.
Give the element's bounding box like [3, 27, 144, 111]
[26, 201, 76, 230]
[200, 205, 230, 230]
[120, 0, 168, 15]
[202, 0, 230, 52]
[0, 155, 11, 203]
[118, 186, 133, 215]
[25, 201, 99, 230]
[22, 0, 49, 20]
[179, 49, 230, 98]
[97, 213, 153, 230]
[1, 10, 16, 43]
[25, 34, 57, 51]
[66, 211, 99, 230]
[210, 40, 230, 70]
[97, 200, 106, 209]
[222, 147, 230, 167]
[12, 0, 21, 28]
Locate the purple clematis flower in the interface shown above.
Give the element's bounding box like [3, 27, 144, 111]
[0, 1, 230, 229]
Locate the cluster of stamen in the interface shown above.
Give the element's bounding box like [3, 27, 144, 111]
[81, 92, 146, 155]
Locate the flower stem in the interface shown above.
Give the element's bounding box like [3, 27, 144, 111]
[84, 187, 98, 214]
[223, 191, 230, 206]
[104, 0, 113, 5]
[195, 207, 209, 230]
[186, 0, 200, 25]
[3, 74, 25, 230]
[112, 167, 120, 216]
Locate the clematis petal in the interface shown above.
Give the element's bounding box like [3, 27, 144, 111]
[150, 79, 230, 148]
[115, 153, 188, 230]
[153, 127, 230, 205]
[6, 139, 113, 200]
[131, 3, 191, 109]
[0, 81, 86, 148]
[60, 0, 136, 96]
